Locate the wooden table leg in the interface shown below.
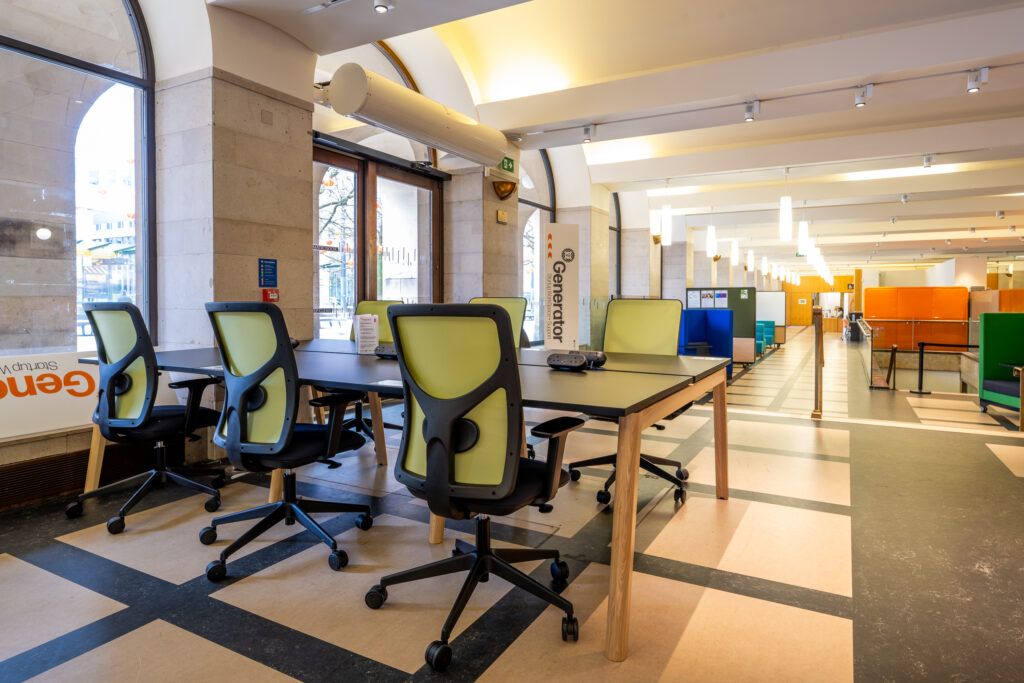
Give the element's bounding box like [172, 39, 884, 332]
[428, 513, 445, 544]
[605, 412, 642, 662]
[713, 377, 730, 499]
[268, 469, 284, 503]
[367, 392, 389, 466]
[83, 424, 106, 492]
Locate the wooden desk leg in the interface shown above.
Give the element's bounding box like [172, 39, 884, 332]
[83, 424, 106, 492]
[268, 469, 284, 503]
[367, 392, 389, 466]
[713, 378, 729, 499]
[605, 412, 642, 662]
[428, 513, 445, 544]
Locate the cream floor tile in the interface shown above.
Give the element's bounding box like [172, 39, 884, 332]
[666, 589, 853, 682]
[913, 408, 999, 425]
[727, 394, 775, 407]
[732, 380, 785, 388]
[906, 397, 981, 411]
[28, 619, 295, 683]
[987, 443, 1024, 476]
[727, 420, 850, 457]
[917, 421, 1015, 433]
[562, 430, 679, 464]
[57, 484, 309, 585]
[0, 554, 126, 661]
[726, 385, 781, 396]
[687, 447, 851, 506]
[643, 499, 852, 596]
[212, 514, 538, 675]
[782, 400, 849, 414]
[657, 414, 710, 440]
[479, 565, 704, 682]
[297, 445, 406, 497]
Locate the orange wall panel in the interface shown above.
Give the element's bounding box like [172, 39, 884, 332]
[987, 273, 999, 290]
[864, 287, 968, 320]
[781, 275, 854, 325]
[1000, 289, 1024, 312]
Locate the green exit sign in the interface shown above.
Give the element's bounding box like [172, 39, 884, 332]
[500, 156, 514, 173]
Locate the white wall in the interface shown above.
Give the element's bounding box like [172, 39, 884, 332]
[925, 259, 956, 286]
[879, 270, 927, 287]
[953, 256, 988, 289]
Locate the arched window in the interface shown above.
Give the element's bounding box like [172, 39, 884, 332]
[0, 0, 155, 353]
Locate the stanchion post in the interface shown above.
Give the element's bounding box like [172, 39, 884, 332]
[811, 306, 823, 419]
[910, 341, 931, 395]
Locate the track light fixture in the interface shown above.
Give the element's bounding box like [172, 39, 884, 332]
[889, 217, 897, 224]
[1010, 226, 1017, 232]
[923, 154, 935, 168]
[854, 84, 873, 108]
[744, 100, 759, 122]
[982, 237, 989, 243]
[969, 227, 976, 233]
[966, 67, 989, 93]
[582, 124, 594, 143]
[900, 194, 909, 204]
[996, 210, 1005, 219]
[963, 246, 970, 251]
[373, 0, 395, 13]
[945, 239, 951, 245]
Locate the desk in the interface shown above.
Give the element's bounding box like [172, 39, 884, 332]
[81, 346, 729, 661]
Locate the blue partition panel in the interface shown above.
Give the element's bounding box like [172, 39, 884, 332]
[680, 309, 734, 374]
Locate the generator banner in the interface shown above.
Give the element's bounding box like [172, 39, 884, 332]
[544, 223, 579, 349]
[0, 351, 99, 438]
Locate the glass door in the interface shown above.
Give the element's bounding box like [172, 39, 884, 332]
[376, 171, 435, 304]
[315, 161, 358, 339]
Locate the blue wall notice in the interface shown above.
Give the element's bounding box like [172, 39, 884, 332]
[258, 258, 277, 287]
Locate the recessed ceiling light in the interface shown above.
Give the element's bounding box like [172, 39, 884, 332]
[35, 227, 52, 240]
[372, 0, 395, 13]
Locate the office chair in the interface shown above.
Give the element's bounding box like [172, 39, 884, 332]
[468, 297, 528, 349]
[567, 298, 690, 505]
[64, 303, 224, 534]
[199, 302, 373, 581]
[326, 299, 404, 441]
[363, 303, 583, 672]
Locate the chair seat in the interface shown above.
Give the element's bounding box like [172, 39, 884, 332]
[111, 405, 220, 442]
[251, 424, 365, 470]
[407, 458, 569, 517]
[983, 379, 1021, 398]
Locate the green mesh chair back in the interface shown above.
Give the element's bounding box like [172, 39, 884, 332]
[84, 302, 158, 436]
[349, 300, 402, 344]
[469, 297, 527, 349]
[206, 302, 299, 470]
[390, 303, 523, 518]
[603, 299, 682, 356]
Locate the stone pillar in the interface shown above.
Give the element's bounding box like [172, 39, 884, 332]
[443, 164, 520, 302]
[662, 241, 687, 300]
[156, 68, 314, 346]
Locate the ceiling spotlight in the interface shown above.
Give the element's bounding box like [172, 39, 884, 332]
[963, 246, 970, 251]
[900, 194, 909, 204]
[508, 133, 523, 142]
[945, 239, 951, 245]
[582, 124, 594, 144]
[372, 0, 394, 13]
[969, 227, 976, 233]
[744, 100, 760, 122]
[1010, 225, 1017, 232]
[982, 237, 989, 243]
[923, 154, 935, 168]
[966, 67, 989, 93]
[854, 84, 873, 108]
[996, 210, 1005, 219]
[1019, 236, 1024, 242]
[35, 227, 52, 240]
[930, 247, 936, 251]
[889, 217, 897, 224]
[882, 232, 888, 238]
[875, 242, 879, 247]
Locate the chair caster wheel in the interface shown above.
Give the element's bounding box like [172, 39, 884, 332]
[206, 560, 227, 582]
[674, 488, 686, 504]
[106, 516, 125, 535]
[65, 501, 83, 519]
[365, 584, 388, 609]
[199, 526, 217, 545]
[562, 615, 579, 642]
[676, 468, 689, 481]
[569, 469, 582, 482]
[354, 513, 373, 531]
[328, 549, 348, 571]
[537, 503, 553, 513]
[550, 559, 569, 583]
[596, 489, 611, 505]
[425, 640, 452, 672]
[204, 496, 220, 513]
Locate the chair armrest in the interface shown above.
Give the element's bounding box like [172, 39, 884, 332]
[168, 376, 221, 436]
[530, 416, 585, 440]
[530, 417, 585, 503]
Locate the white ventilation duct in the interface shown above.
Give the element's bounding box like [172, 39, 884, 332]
[327, 63, 508, 167]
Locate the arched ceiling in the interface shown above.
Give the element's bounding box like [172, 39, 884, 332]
[431, 0, 1024, 274]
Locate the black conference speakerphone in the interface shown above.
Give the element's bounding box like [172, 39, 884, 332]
[546, 350, 607, 372]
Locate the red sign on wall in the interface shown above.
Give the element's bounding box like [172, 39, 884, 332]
[262, 288, 279, 302]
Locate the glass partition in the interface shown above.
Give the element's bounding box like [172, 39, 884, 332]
[315, 164, 358, 339]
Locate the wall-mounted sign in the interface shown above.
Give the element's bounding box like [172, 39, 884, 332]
[313, 244, 340, 252]
[500, 156, 515, 173]
[262, 288, 279, 302]
[496, 209, 509, 225]
[798, 298, 808, 305]
[847, 283, 855, 290]
[258, 258, 277, 287]
[686, 291, 700, 308]
[740, 289, 749, 300]
[714, 290, 729, 308]
[545, 223, 579, 349]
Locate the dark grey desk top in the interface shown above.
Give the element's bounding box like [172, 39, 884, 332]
[298, 338, 727, 381]
[83, 346, 706, 418]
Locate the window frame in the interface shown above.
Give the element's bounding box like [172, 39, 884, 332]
[0, 0, 158, 341]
